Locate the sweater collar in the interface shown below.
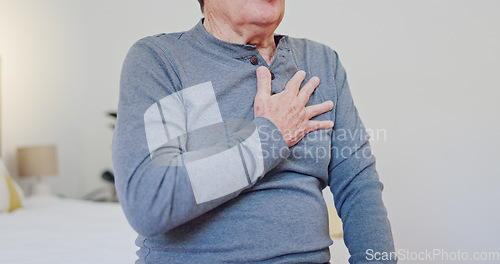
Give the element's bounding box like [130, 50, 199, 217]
[187, 19, 288, 59]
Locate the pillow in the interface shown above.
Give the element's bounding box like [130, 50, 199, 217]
[327, 205, 344, 238]
[0, 158, 24, 212]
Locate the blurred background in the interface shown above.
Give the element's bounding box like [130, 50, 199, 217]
[1, 0, 499, 262]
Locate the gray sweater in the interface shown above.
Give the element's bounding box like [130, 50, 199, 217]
[112, 20, 395, 264]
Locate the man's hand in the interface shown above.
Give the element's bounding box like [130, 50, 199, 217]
[254, 66, 334, 147]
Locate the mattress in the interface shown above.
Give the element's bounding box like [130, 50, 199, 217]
[0, 195, 138, 264]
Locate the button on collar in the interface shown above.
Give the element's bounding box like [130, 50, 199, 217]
[250, 56, 259, 65]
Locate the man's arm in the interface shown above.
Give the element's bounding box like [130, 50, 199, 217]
[113, 39, 290, 236]
[328, 52, 396, 263]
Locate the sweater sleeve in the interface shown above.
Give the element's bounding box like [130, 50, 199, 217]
[328, 51, 396, 263]
[112, 39, 290, 237]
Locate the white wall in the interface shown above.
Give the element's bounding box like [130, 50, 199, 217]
[0, 0, 202, 197]
[1, 0, 499, 262]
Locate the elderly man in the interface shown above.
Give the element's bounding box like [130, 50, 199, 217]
[112, 0, 396, 263]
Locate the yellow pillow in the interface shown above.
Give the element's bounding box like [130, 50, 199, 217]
[0, 159, 24, 212]
[327, 205, 344, 238]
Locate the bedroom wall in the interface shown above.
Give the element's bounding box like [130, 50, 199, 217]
[0, 0, 202, 198]
[1, 0, 499, 262]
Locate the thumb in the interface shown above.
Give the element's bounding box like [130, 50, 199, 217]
[256, 66, 272, 97]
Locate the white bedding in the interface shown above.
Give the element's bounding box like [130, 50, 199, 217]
[0, 195, 349, 263]
[0, 195, 138, 264]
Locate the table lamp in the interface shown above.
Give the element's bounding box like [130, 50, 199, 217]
[17, 145, 58, 195]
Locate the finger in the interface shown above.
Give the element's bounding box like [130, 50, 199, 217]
[284, 70, 306, 96]
[305, 100, 334, 119]
[307, 120, 335, 132]
[256, 66, 272, 97]
[298, 76, 320, 105]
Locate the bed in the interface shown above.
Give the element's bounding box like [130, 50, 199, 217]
[0, 195, 350, 263]
[0, 195, 138, 264]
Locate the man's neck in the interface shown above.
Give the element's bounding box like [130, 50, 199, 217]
[203, 16, 277, 65]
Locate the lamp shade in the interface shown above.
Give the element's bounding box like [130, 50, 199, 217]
[17, 145, 58, 177]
